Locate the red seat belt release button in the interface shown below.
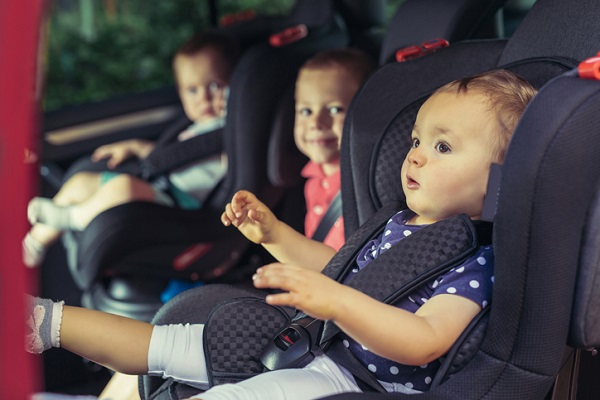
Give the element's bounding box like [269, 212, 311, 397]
[578, 51, 600, 80]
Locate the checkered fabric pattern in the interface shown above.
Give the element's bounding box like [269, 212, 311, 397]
[204, 297, 291, 386]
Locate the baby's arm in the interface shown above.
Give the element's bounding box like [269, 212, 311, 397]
[92, 139, 156, 168]
[253, 264, 481, 366]
[60, 305, 153, 374]
[222, 190, 335, 271]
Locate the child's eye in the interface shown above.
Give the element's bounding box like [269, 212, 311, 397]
[435, 142, 451, 153]
[207, 81, 223, 93]
[411, 138, 420, 148]
[298, 108, 312, 117]
[329, 106, 344, 115]
[185, 86, 198, 95]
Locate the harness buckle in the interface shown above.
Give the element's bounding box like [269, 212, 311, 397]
[260, 316, 325, 370]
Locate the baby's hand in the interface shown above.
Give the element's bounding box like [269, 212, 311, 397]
[92, 139, 154, 168]
[252, 263, 344, 321]
[221, 190, 277, 244]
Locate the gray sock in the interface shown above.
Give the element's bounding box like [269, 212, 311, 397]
[25, 295, 64, 354]
[23, 233, 47, 268]
[27, 197, 83, 231]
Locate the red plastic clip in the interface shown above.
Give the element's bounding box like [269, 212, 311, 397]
[269, 24, 308, 47]
[173, 243, 214, 271]
[219, 9, 256, 27]
[396, 38, 449, 62]
[578, 51, 600, 80]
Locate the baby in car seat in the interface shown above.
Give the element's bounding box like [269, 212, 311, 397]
[23, 31, 240, 268]
[25, 69, 537, 400]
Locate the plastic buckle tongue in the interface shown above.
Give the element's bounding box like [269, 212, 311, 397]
[260, 316, 324, 370]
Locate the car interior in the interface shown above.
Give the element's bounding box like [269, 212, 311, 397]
[2, 0, 599, 398]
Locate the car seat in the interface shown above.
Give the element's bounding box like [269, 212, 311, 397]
[137, 0, 600, 398]
[322, 60, 600, 400]
[60, 0, 357, 322]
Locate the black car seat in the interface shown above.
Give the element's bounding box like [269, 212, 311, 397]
[62, 0, 354, 322]
[137, 0, 600, 398]
[322, 61, 600, 400]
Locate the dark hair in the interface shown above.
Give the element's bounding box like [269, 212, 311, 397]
[172, 31, 241, 83]
[300, 48, 376, 87]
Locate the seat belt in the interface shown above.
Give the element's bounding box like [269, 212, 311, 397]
[311, 191, 342, 243]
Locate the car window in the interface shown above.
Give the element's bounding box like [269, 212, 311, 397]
[43, 0, 297, 113]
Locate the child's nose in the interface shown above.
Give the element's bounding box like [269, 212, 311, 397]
[407, 147, 426, 165]
[311, 110, 332, 130]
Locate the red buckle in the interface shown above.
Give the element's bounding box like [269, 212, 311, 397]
[578, 51, 600, 80]
[269, 24, 308, 47]
[396, 38, 449, 62]
[173, 243, 214, 271]
[219, 9, 256, 27]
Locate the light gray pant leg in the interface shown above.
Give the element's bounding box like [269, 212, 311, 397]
[147, 323, 210, 389]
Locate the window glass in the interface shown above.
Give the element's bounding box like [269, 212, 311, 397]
[215, 0, 295, 22]
[44, 0, 211, 112]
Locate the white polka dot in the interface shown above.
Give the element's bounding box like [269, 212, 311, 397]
[361, 344, 369, 351]
[469, 280, 480, 289]
[371, 250, 377, 257]
[368, 364, 377, 373]
[385, 230, 392, 236]
[477, 256, 487, 265]
[313, 205, 323, 215]
[482, 300, 488, 308]
[419, 363, 428, 369]
[343, 340, 350, 348]
[390, 366, 399, 375]
[383, 242, 392, 249]
[491, 276, 495, 283]
[446, 287, 457, 294]
[403, 230, 412, 237]
[425, 377, 432, 384]
[352, 268, 359, 273]
[456, 266, 465, 273]
[420, 298, 428, 303]
[408, 296, 416, 303]
[405, 382, 414, 389]
[432, 280, 439, 288]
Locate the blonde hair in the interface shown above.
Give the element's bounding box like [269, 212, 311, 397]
[435, 69, 537, 162]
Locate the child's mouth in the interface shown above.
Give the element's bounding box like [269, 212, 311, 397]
[406, 175, 419, 189]
[309, 138, 337, 147]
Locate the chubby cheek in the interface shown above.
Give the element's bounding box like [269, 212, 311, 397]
[293, 124, 309, 157]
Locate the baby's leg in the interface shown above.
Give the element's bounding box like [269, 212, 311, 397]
[189, 355, 361, 400]
[25, 295, 153, 375]
[23, 172, 103, 267]
[28, 174, 155, 231]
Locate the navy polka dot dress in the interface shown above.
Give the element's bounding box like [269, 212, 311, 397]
[340, 210, 494, 392]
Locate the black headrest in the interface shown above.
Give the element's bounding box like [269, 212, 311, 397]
[379, 0, 508, 64]
[499, 0, 600, 65]
[333, 0, 386, 30]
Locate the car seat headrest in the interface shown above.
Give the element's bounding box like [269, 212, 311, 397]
[379, 0, 508, 64]
[267, 82, 307, 188]
[499, 0, 600, 65]
[569, 185, 600, 349]
[334, 0, 386, 30]
[288, 0, 335, 27]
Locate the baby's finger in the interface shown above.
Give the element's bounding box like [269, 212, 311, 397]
[222, 203, 238, 225]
